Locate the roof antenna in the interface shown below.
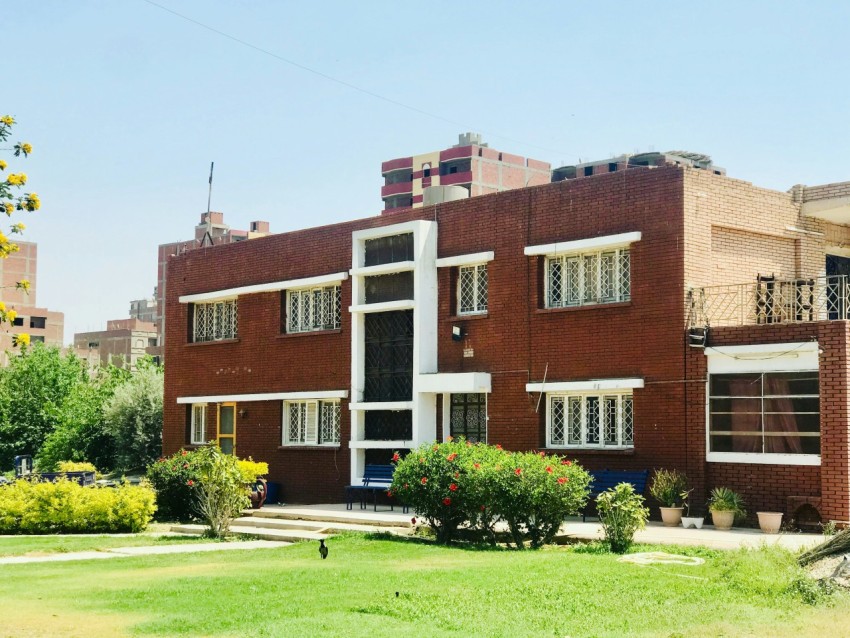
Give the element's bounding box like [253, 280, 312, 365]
[206, 161, 214, 216]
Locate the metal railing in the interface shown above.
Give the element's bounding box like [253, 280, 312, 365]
[689, 275, 850, 328]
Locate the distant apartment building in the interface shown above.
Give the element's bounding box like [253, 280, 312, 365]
[74, 318, 158, 370]
[153, 212, 271, 358]
[129, 295, 157, 324]
[381, 133, 551, 213]
[551, 150, 726, 182]
[0, 240, 64, 363]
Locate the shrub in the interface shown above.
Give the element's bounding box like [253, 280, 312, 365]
[707, 486, 747, 521]
[146, 449, 203, 522]
[192, 445, 250, 538]
[596, 482, 649, 553]
[0, 478, 156, 534]
[648, 469, 688, 508]
[56, 461, 98, 474]
[237, 459, 269, 485]
[391, 440, 591, 548]
[488, 451, 592, 548]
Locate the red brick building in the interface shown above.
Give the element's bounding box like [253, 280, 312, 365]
[163, 161, 850, 525]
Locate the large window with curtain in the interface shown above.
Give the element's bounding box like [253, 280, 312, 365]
[708, 371, 819, 455]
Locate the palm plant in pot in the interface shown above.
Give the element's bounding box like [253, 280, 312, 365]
[649, 469, 688, 527]
[707, 487, 746, 530]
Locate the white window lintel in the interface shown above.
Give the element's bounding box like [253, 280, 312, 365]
[527, 378, 644, 393]
[524, 231, 641, 257]
[180, 272, 348, 304]
[435, 251, 495, 268]
[178, 390, 348, 404]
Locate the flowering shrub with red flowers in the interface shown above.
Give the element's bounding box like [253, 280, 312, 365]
[146, 449, 205, 521]
[391, 441, 591, 547]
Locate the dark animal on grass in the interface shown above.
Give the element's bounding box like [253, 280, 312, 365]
[319, 539, 328, 560]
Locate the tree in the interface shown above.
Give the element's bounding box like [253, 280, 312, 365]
[103, 363, 164, 471]
[0, 345, 89, 469]
[0, 114, 40, 346]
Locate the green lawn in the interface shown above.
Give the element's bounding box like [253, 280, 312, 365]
[0, 530, 204, 557]
[0, 534, 844, 638]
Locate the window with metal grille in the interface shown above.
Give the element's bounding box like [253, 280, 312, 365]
[191, 404, 206, 444]
[364, 233, 414, 266]
[545, 248, 630, 308]
[192, 299, 238, 342]
[450, 393, 486, 442]
[364, 311, 413, 402]
[458, 264, 488, 315]
[364, 410, 413, 441]
[365, 272, 413, 304]
[709, 372, 819, 455]
[285, 286, 341, 333]
[548, 393, 633, 448]
[282, 400, 341, 445]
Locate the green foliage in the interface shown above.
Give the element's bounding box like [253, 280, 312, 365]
[0, 345, 89, 469]
[146, 448, 203, 522]
[103, 365, 163, 471]
[391, 440, 591, 547]
[56, 461, 97, 473]
[648, 468, 689, 507]
[708, 486, 747, 519]
[192, 445, 250, 538]
[0, 478, 156, 533]
[596, 482, 649, 553]
[237, 459, 269, 485]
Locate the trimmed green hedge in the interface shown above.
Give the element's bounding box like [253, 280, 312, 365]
[0, 478, 156, 534]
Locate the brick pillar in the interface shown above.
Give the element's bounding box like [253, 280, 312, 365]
[818, 321, 850, 522]
[685, 337, 708, 506]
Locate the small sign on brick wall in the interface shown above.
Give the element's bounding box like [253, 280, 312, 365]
[463, 347, 474, 358]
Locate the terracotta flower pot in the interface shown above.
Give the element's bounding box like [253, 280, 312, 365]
[711, 510, 735, 530]
[660, 507, 684, 527]
[757, 511, 783, 534]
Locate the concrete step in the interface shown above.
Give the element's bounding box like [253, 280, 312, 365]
[247, 506, 413, 528]
[170, 524, 332, 543]
[233, 516, 411, 536]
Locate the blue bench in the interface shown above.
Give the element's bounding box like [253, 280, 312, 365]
[582, 469, 649, 521]
[345, 464, 408, 513]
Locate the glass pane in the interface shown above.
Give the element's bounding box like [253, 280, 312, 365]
[586, 397, 600, 444]
[764, 397, 819, 414]
[219, 406, 235, 435]
[764, 412, 820, 434]
[710, 374, 761, 396]
[709, 398, 761, 414]
[219, 438, 234, 455]
[710, 410, 760, 434]
[764, 371, 818, 396]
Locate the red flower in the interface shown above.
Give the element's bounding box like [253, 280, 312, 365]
[433, 445, 439, 451]
[495, 444, 503, 450]
[181, 450, 188, 456]
[387, 490, 394, 497]
[447, 453, 458, 462]
[447, 435, 454, 442]
[449, 483, 458, 491]
[514, 468, 522, 476]
[539, 451, 546, 458]
[421, 477, 428, 484]
[546, 466, 553, 474]
[473, 463, 481, 470]
[419, 457, 426, 464]
[392, 452, 400, 462]
[466, 441, 472, 447]
[443, 497, 452, 506]
[558, 477, 568, 485]
[403, 483, 409, 489]
[411, 517, 417, 524]
[187, 480, 194, 486]
[561, 459, 572, 466]
[480, 505, 487, 511]
[183, 463, 189, 469]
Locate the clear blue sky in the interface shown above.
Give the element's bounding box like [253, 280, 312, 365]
[7, 1, 850, 341]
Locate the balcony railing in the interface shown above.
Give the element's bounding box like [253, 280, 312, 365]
[689, 275, 850, 327]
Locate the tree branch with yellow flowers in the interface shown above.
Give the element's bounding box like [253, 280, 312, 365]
[0, 114, 39, 347]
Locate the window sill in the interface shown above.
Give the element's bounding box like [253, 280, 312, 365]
[442, 313, 489, 322]
[707, 452, 821, 466]
[545, 447, 635, 455]
[277, 329, 343, 339]
[536, 301, 631, 315]
[277, 445, 342, 451]
[186, 338, 240, 347]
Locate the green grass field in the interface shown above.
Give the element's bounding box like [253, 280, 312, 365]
[0, 530, 205, 557]
[0, 533, 845, 638]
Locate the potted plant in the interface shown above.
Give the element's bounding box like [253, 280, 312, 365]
[707, 487, 746, 530]
[756, 511, 783, 534]
[238, 458, 270, 510]
[680, 490, 704, 529]
[649, 469, 688, 527]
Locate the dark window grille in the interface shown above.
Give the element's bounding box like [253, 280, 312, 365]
[364, 310, 413, 401]
[450, 393, 487, 443]
[365, 411, 412, 441]
[364, 233, 414, 266]
[365, 272, 414, 303]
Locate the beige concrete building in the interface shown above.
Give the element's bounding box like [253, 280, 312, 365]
[73, 318, 158, 370]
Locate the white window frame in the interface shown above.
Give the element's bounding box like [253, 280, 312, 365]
[546, 392, 633, 449]
[705, 342, 821, 466]
[544, 247, 630, 308]
[282, 400, 341, 446]
[190, 403, 207, 445]
[457, 263, 488, 315]
[193, 299, 238, 342]
[286, 285, 342, 333]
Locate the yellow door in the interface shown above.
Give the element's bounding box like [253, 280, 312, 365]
[218, 403, 236, 455]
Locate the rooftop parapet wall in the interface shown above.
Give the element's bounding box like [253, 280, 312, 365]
[802, 181, 850, 202]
